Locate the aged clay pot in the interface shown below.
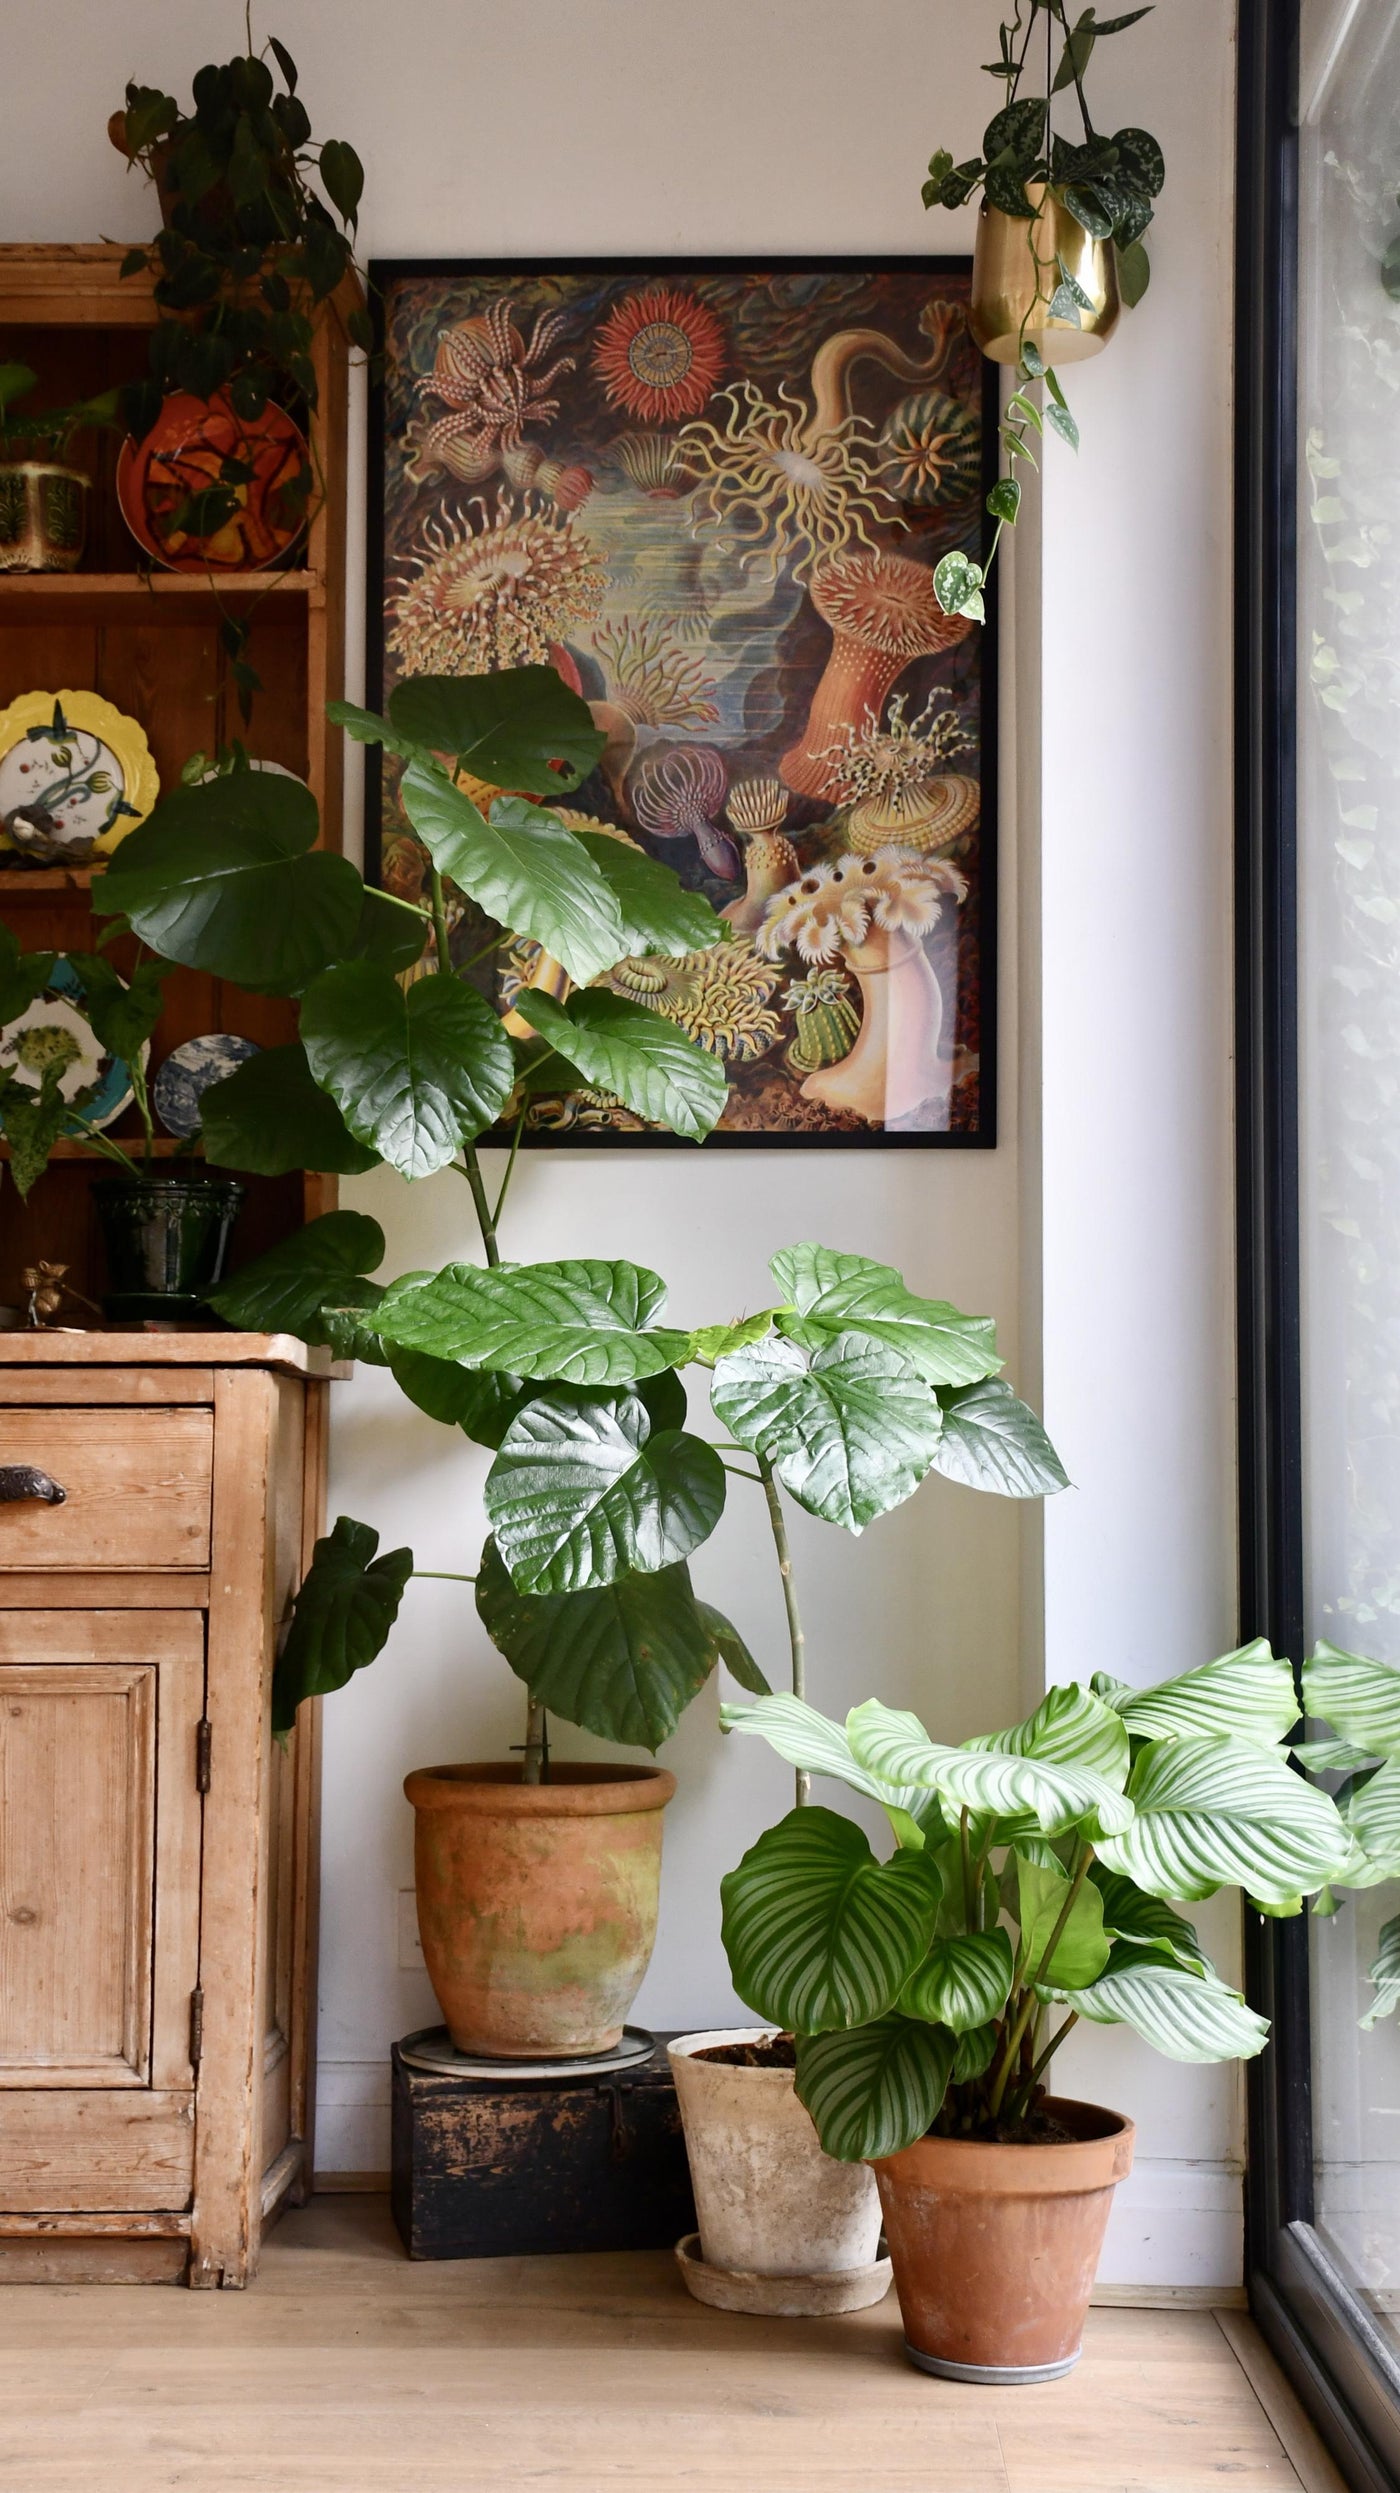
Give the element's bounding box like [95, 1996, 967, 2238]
[403, 1762, 675, 2059]
[872, 2096, 1135, 2383]
[668, 2028, 890, 2316]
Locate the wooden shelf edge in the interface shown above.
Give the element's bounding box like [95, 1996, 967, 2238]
[0, 568, 320, 601]
[0, 1138, 187, 1161]
[0, 1332, 349, 1378]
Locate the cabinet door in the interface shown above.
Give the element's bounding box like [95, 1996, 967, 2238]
[0, 1614, 203, 2210]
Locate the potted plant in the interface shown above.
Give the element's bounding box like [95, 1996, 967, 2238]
[89, 664, 1066, 2126]
[0, 364, 120, 573]
[0, 927, 246, 1319]
[1297, 1641, 1400, 2025]
[919, 2, 1165, 628]
[715, 1646, 1351, 2378]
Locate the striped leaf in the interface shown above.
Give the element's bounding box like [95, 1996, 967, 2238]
[1303, 1642, 1400, 1760]
[1101, 1641, 1299, 1749]
[1293, 1736, 1380, 1777]
[1343, 1759, 1400, 1873]
[719, 1694, 910, 1808]
[901, 1930, 1013, 2032]
[1070, 1958, 1269, 2062]
[376, 1258, 692, 1385]
[845, 1699, 1135, 1840]
[795, 2016, 954, 2161]
[484, 1390, 725, 1593]
[952, 2023, 999, 2083]
[973, 1682, 1130, 1784]
[720, 1807, 943, 2032]
[1089, 1867, 1209, 1972]
[710, 1331, 945, 1532]
[1362, 1915, 1400, 2030]
[1093, 1735, 1351, 1907]
[769, 1245, 1001, 1387]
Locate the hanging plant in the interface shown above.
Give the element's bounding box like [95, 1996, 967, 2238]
[920, 2, 1166, 622]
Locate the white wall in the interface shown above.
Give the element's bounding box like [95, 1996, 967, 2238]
[4, 0, 1239, 2283]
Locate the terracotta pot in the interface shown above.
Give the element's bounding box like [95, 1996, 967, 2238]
[404, 1762, 675, 2059]
[668, 2028, 889, 2315]
[872, 2096, 1135, 2382]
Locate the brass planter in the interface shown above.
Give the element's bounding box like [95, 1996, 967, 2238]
[969, 186, 1120, 367]
[0, 462, 89, 572]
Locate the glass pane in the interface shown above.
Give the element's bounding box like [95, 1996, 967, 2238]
[1299, 0, 1400, 2347]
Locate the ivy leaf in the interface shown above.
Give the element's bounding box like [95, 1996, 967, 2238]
[271, 1516, 412, 1737]
[515, 989, 727, 1142]
[934, 550, 986, 622]
[318, 138, 364, 225]
[1116, 238, 1152, 307]
[986, 476, 1022, 527]
[484, 1388, 726, 1593]
[475, 1536, 729, 1749]
[208, 1210, 384, 1339]
[300, 962, 514, 1178]
[198, 1042, 378, 1177]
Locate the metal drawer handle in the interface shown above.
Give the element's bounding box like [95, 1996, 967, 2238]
[0, 1466, 66, 1506]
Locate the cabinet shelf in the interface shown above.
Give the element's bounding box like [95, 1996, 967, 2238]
[0, 569, 320, 624]
[0, 1137, 188, 1162]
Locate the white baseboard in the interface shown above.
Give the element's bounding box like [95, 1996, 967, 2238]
[316, 2058, 392, 2177]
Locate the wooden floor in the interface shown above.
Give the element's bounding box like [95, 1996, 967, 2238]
[0, 2195, 1349, 2493]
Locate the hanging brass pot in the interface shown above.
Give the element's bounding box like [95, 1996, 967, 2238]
[969, 183, 1120, 366]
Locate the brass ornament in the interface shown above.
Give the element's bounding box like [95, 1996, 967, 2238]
[969, 186, 1120, 367]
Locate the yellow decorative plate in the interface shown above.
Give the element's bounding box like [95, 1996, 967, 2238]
[0, 690, 159, 865]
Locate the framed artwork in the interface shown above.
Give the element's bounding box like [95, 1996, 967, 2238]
[366, 257, 997, 1147]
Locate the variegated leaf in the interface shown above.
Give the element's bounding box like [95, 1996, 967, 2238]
[900, 1930, 1014, 2033]
[1343, 1758, 1400, 1873]
[971, 1681, 1130, 1785]
[845, 1699, 1135, 1840]
[1362, 1914, 1400, 2030]
[1070, 1959, 1269, 2062]
[1104, 1642, 1298, 1748]
[1303, 1642, 1400, 1761]
[719, 1694, 912, 1809]
[720, 1807, 943, 2032]
[1094, 1735, 1351, 1907]
[795, 2017, 954, 2161]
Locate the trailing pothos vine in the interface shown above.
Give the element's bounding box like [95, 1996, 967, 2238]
[922, 2, 1166, 622]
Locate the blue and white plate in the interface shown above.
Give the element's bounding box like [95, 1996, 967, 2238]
[0, 955, 139, 1134]
[153, 1033, 261, 1140]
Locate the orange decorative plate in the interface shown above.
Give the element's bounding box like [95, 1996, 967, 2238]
[117, 389, 312, 573]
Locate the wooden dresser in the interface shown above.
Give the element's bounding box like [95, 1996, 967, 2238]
[0, 1333, 335, 2285]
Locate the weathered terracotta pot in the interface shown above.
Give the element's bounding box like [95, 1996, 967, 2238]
[668, 2028, 890, 2316]
[872, 2096, 1135, 2383]
[403, 1762, 675, 2059]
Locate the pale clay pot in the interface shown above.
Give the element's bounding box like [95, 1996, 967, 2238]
[668, 2027, 890, 2314]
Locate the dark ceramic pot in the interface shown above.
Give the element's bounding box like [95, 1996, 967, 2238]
[94, 1172, 244, 1322]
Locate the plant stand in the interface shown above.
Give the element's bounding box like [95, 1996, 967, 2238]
[389, 2028, 696, 2260]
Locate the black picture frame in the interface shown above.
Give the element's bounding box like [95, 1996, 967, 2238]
[362, 254, 999, 1150]
[1237, 5, 1400, 2482]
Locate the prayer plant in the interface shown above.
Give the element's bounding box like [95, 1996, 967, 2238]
[717, 1647, 1352, 2157]
[84, 666, 1068, 1777]
[1297, 1643, 1400, 2029]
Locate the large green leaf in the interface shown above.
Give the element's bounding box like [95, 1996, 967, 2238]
[1343, 1758, 1400, 1872]
[720, 1806, 943, 2032]
[515, 990, 726, 1142]
[846, 1699, 1135, 1840]
[376, 1258, 692, 1384]
[930, 1378, 1069, 1497]
[901, 1930, 1014, 2033]
[702, 1605, 770, 1695]
[1070, 1957, 1269, 2062]
[977, 1682, 1131, 1785]
[1017, 1854, 1110, 1989]
[1094, 1735, 1351, 1907]
[1097, 1641, 1299, 1749]
[474, 1535, 729, 1749]
[300, 963, 514, 1178]
[0, 1067, 68, 1198]
[1089, 1867, 1209, 1973]
[65, 953, 166, 1062]
[719, 1694, 909, 1808]
[388, 1346, 532, 1448]
[484, 1389, 725, 1593]
[1303, 1641, 1400, 1759]
[271, 1516, 412, 1736]
[0, 928, 55, 1025]
[209, 1211, 385, 1338]
[795, 2016, 953, 2161]
[1362, 1914, 1400, 2029]
[400, 766, 626, 985]
[95, 774, 363, 995]
[199, 1042, 378, 1176]
[387, 668, 604, 794]
[574, 833, 723, 957]
[349, 885, 430, 976]
[711, 1332, 944, 1533]
[770, 1245, 1001, 1387]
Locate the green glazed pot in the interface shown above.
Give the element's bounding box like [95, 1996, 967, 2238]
[94, 1173, 245, 1322]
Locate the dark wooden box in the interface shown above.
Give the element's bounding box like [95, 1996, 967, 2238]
[390, 2032, 696, 2260]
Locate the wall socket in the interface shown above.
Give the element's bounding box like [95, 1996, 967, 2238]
[397, 1888, 425, 1971]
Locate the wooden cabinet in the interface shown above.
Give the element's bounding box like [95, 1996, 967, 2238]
[0, 1334, 335, 2286]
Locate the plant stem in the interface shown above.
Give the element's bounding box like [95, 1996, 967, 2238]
[721, 1460, 764, 1483]
[67, 1114, 142, 1179]
[988, 1840, 1093, 2119]
[428, 865, 454, 979]
[521, 1697, 548, 1787]
[412, 1570, 478, 1583]
[758, 1454, 808, 1805]
[960, 1807, 975, 1930]
[492, 1104, 526, 1229]
[458, 1147, 501, 1266]
[1027, 2009, 1078, 2091]
[376, 888, 433, 921]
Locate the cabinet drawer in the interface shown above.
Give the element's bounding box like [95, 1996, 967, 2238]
[0, 1410, 213, 1570]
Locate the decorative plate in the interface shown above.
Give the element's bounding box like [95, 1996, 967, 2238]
[117, 390, 311, 573]
[0, 690, 159, 865]
[153, 1034, 261, 1140]
[0, 956, 140, 1133]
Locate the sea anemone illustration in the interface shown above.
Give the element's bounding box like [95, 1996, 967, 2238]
[783, 964, 861, 1074]
[389, 492, 606, 676]
[604, 433, 685, 496]
[593, 288, 727, 424]
[631, 746, 738, 879]
[819, 691, 980, 853]
[720, 776, 800, 934]
[779, 548, 971, 799]
[675, 382, 895, 584]
[592, 616, 720, 729]
[757, 848, 967, 1126]
[877, 389, 982, 508]
[409, 300, 589, 508]
[607, 939, 782, 1062]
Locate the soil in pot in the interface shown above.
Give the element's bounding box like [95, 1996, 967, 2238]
[404, 1761, 674, 2060]
[872, 2094, 1135, 2383]
[694, 2035, 796, 2069]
